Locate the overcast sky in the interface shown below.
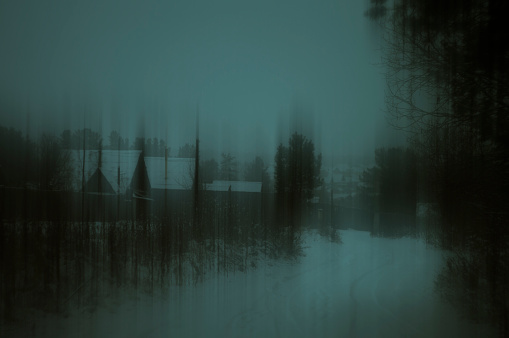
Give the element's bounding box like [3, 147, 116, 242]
[0, 0, 402, 163]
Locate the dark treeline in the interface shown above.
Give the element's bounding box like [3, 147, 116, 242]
[274, 133, 323, 231]
[61, 129, 170, 157]
[0, 193, 289, 324]
[0, 126, 73, 190]
[366, 0, 509, 333]
[358, 147, 417, 237]
[0, 125, 289, 190]
[198, 154, 271, 188]
[0, 124, 332, 329]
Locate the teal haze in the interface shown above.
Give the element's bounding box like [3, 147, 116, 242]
[0, 0, 394, 161]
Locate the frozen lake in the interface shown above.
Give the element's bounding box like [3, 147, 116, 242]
[9, 230, 494, 337]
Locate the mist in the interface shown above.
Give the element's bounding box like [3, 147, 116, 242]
[0, 0, 393, 163]
[1, 0, 507, 337]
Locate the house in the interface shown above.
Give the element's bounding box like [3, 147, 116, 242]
[68, 149, 142, 220]
[144, 156, 195, 191]
[203, 180, 262, 208]
[68, 149, 264, 220]
[142, 157, 264, 217]
[202, 180, 264, 222]
[69, 149, 142, 194]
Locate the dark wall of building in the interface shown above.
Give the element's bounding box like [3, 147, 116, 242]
[2, 187, 392, 232]
[0, 187, 134, 222]
[1, 187, 270, 225]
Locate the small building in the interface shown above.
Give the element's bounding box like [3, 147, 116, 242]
[69, 150, 142, 220]
[144, 156, 195, 191]
[70, 150, 142, 195]
[68, 150, 264, 221]
[203, 180, 263, 222]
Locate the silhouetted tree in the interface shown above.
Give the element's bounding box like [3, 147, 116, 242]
[108, 130, 122, 150]
[364, 0, 387, 22]
[375, 147, 417, 215]
[274, 133, 322, 228]
[177, 143, 196, 158]
[146, 138, 154, 156]
[366, 1, 509, 332]
[245, 156, 271, 193]
[60, 130, 71, 149]
[141, 137, 167, 157]
[358, 166, 377, 213]
[133, 137, 145, 151]
[123, 137, 129, 150]
[71, 128, 102, 150]
[38, 134, 73, 191]
[200, 159, 219, 184]
[0, 125, 36, 186]
[220, 153, 238, 181]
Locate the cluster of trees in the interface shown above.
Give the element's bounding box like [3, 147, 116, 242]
[1, 115, 330, 328]
[198, 154, 270, 190]
[1, 128, 326, 326]
[179, 144, 270, 187]
[1, 125, 314, 203]
[107, 130, 130, 150]
[0, 126, 73, 190]
[366, 0, 509, 332]
[0, 195, 297, 325]
[274, 133, 322, 228]
[0, 126, 34, 187]
[1, 123, 323, 229]
[131, 136, 169, 157]
[177, 143, 196, 158]
[219, 153, 237, 180]
[244, 156, 270, 186]
[358, 147, 417, 235]
[60, 128, 103, 150]
[60, 129, 170, 157]
[197, 154, 237, 183]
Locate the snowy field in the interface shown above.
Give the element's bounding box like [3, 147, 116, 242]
[7, 230, 495, 337]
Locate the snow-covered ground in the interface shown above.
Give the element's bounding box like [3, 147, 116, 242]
[7, 230, 495, 337]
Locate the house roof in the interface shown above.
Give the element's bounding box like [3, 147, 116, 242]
[130, 153, 151, 198]
[69, 150, 141, 193]
[143, 159, 263, 193]
[205, 180, 262, 193]
[69, 151, 262, 194]
[83, 168, 116, 194]
[144, 156, 195, 190]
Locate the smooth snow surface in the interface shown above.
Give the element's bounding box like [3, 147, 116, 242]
[12, 230, 494, 337]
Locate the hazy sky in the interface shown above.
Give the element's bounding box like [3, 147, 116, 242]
[0, 0, 398, 162]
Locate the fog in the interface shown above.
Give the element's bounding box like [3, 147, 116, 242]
[1, 0, 507, 337]
[0, 0, 399, 163]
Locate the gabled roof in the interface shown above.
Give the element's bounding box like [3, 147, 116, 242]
[205, 180, 262, 193]
[83, 167, 116, 194]
[69, 150, 141, 193]
[68, 151, 263, 194]
[143, 159, 262, 193]
[130, 152, 151, 198]
[144, 157, 195, 190]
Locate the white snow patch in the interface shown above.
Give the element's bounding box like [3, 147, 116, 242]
[7, 230, 496, 338]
